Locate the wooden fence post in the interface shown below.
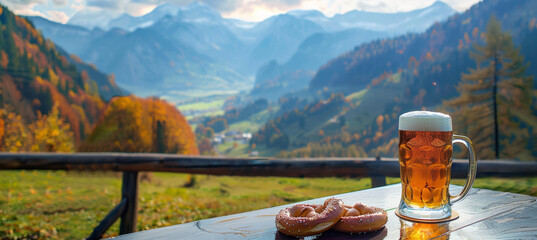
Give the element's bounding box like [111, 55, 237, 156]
[119, 171, 139, 235]
[86, 198, 127, 240]
[370, 156, 387, 187]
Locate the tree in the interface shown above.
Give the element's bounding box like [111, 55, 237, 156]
[445, 16, 534, 160]
[80, 96, 199, 155]
[30, 106, 74, 152]
[0, 110, 29, 152]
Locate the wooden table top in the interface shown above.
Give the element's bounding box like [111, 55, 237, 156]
[113, 184, 537, 239]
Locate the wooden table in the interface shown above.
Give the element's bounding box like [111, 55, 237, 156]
[113, 184, 537, 239]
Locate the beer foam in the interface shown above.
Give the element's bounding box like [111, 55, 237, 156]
[399, 111, 452, 131]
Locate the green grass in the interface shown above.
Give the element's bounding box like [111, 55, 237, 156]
[177, 100, 225, 111]
[216, 141, 250, 157]
[346, 88, 369, 101]
[227, 108, 277, 134]
[228, 120, 262, 133]
[1, 170, 536, 239]
[452, 177, 537, 196]
[224, 107, 279, 139]
[0, 170, 122, 239]
[177, 99, 225, 119]
[0, 170, 377, 239]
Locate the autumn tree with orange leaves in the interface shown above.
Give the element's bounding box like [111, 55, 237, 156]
[0, 106, 74, 152]
[80, 96, 199, 155]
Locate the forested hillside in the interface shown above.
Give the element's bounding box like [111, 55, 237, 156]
[0, 5, 113, 144]
[250, 0, 537, 160]
[310, 0, 537, 95]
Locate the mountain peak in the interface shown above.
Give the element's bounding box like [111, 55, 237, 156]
[178, 0, 222, 21]
[432, 1, 451, 8]
[429, 1, 455, 12]
[68, 8, 121, 30]
[185, 1, 210, 8]
[288, 9, 326, 18]
[182, 1, 216, 13]
[151, 2, 181, 15]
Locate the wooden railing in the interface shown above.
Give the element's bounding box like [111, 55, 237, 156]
[1, 153, 537, 239]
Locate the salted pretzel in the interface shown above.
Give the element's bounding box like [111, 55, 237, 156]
[331, 202, 388, 233]
[275, 198, 344, 236]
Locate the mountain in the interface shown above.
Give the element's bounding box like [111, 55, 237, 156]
[84, 26, 249, 98]
[310, 0, 537, 94]
[150, 12, 246, 73]
[30, 15, 250, 100]
[61, 50, 126, 101]
[328, 1, 456, 33]
[247, 14, 324, 72]
[251, 0, 537, 157]
[27, 16, 105, 55]
[0, 5, 122, 142]
[67, 8, 120, 30]
[252, 1, 455, 100]
[285, 1, 456, 34]
[30, 1, 458, 102]
[252, 28, 388, 100]
[251, 67, 314, 101]
[108, 3, 182, 31]
[26, 17, 125, 100]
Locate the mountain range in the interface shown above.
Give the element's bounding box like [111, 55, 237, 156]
[248, 0, 537, 158]
[28, 1, 456, 102]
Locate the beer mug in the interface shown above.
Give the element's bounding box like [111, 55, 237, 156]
[398, 111, 477, 220]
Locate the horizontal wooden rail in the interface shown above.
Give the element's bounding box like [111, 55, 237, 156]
[1, 153, 536, 178]
[1, 152, 537, 239]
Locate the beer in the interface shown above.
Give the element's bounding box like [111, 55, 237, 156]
[397, 111, 476, 220]
[399, 130, 452, 208]
[400, 219, 450, 240]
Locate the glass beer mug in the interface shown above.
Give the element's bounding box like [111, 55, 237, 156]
[398, 111, 477, 220]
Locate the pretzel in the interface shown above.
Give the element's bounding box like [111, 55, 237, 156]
[331, 202, 388, 233]
[275, 198, 344, 236]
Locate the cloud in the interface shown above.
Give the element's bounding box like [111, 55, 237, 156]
[355, 1, 391, 12]
[4, 0, 482, 24]
[47, 10, 69, 23]
[125, 2, 158, 16]
[129, 0, 300, 17]
[70, 2, 86, 11]
[86, 0, 129, 10]
[51, 0, 69, 7]
[218, 0, 302, 21]
[2, 0, 46, 5]
[12, 8, 47, 17]
[202, 0, 240, 12]
[2, 0, 46, 17]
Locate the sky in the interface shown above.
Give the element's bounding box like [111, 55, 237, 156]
[2, 0, 482, 24]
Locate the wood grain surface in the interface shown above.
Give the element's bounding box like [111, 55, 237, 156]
[112, 184, 537, 240]
[2, 153, 536, 178]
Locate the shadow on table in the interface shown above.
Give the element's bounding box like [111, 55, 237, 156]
[275, 227, 388, 240]
[274, 218, 451, 240]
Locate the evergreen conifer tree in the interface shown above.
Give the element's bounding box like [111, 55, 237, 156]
[445, 16, 534, 160]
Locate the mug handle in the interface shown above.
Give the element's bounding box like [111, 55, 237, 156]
[450, 135, 477, 204]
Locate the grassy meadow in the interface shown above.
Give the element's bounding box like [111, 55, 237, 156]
[0, 170, 536, 239]
[176, 99, 226, 120]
